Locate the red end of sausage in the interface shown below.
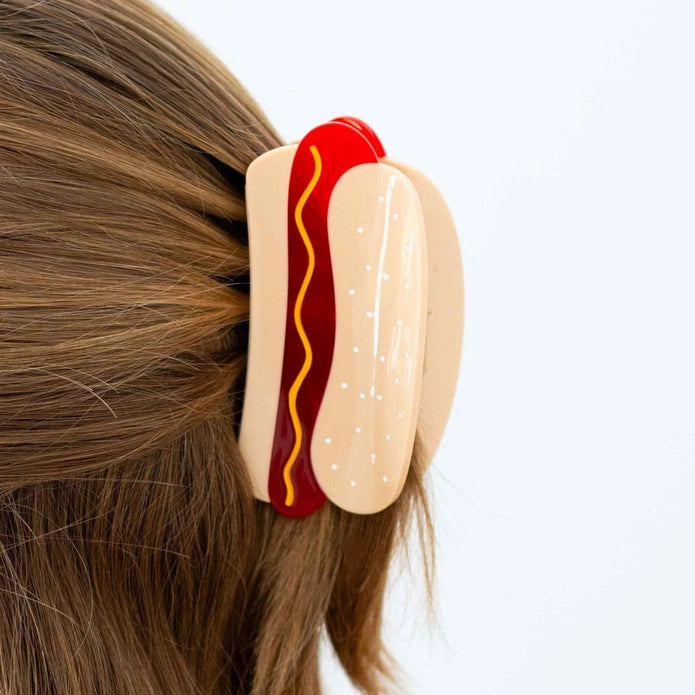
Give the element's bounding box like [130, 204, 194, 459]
[330, 116, 387, 158]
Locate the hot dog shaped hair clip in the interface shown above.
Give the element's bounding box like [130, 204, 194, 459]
[239, 116, 464, 517]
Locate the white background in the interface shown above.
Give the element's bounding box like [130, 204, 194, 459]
[155, 1, 695, 693]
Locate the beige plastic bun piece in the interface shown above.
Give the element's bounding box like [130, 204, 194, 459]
[239, 146, 293, 503]
[310, 163, 427, 513]
[382, 156, 464, 468]
[239, 145, 464, 513]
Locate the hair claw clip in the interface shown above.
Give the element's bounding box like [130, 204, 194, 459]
[239, 117, 463, 517]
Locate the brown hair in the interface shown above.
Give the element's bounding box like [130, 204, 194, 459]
[0, 1, 434, 693]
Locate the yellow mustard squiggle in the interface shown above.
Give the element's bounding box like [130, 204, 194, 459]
[283, 145, 322, 507]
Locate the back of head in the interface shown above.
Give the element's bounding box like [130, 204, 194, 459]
[0, 1, 432, 693]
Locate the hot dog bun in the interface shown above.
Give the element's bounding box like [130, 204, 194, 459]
[239, 120, 463, 516]
[310, 163, 427, 513]
[239, 145, 293, 503]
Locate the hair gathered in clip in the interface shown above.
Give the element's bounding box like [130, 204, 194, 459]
[240, 116, 463, 517]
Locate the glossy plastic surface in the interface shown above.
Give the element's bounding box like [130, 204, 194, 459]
[382, 157, 465, 469]
[311, 162, 427, 513]
[268, 121, 381, 516]
[329, 116, 387, 158]
[239, 116, 463, 517]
